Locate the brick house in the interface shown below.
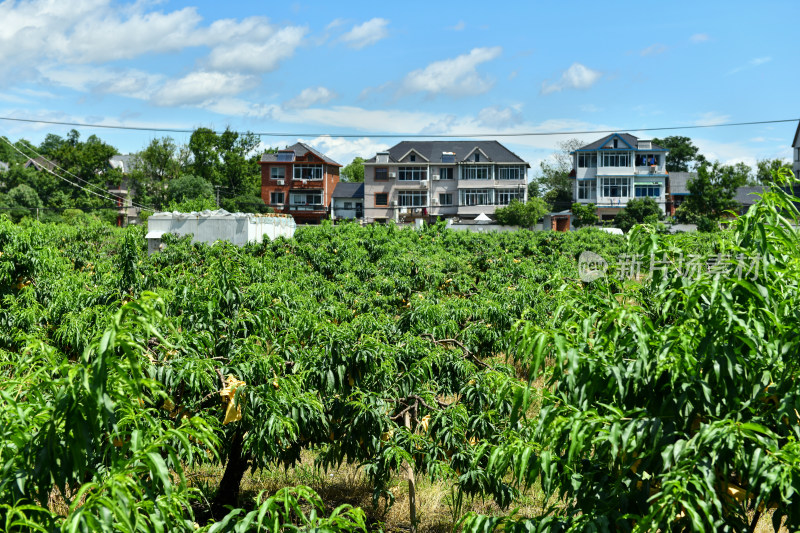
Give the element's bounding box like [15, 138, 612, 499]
[258, 142, 341, 224]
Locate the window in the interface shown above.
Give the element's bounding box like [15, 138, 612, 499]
[498, 166, 525, 180]
[461, 166, 491, 180]
[271, 166, 285, 180]
[290, 190, 322, 205]
[459, 188, 493, 206]
[293, 164, 323, 180]
[270, 192, 285, 204]
[441, 152, 455, 163]
[474, 153, 480, 162]
[635, 185, 660, 198]
[344, 201, 353, 209]
[577, 180, 596, 200]
[376, 152, 389, 164]
[497, 189, 524, 205]
[795, 148, 799, 162]
[439, 167, 454, 179]
[398, 167, 426, 180]
[601, 152, 631, 167]
[375, 167, 388, 180]
[375, 193, 388, 206]
[410, 154, 416, 162]
[439, 193, 453, 206]
[601, 177, 630, 198]
[613, 139, 618, 148]
[398, 191, 427, 207]
[578, 153, 597, 168]
[635, 154, 660, 166]
[276, 151, 295, 162]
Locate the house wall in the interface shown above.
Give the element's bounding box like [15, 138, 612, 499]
[260, 156, 340, 223]
[332, 197, 363, 220]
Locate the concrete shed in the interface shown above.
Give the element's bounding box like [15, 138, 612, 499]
[146, 209, 296, 253]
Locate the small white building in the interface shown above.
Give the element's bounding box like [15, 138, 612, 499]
[331, 182, 364, 220]
[146, 209, 296, 254]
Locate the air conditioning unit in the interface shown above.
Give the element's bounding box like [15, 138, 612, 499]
[432, 174, 440, 180]
[389, 172, 396, 178]
[302, 179, 307, 185]
[390, 200, 397, 206]
[276, 179, 284, 186]
[432, 198, 439, 206]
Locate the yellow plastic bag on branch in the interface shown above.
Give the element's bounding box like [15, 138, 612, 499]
[219, 375, 246, 425]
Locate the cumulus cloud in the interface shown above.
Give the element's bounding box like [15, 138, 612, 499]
[541, 63, 602, 94]
[207, 26, 307, 72]
[153, 71, 256, 106]
[298, 135, 390, 164]
[284, 87, 336, 109]
[340, 18, 389, 49]
[40, 65, 164, 99]
[693, 112, 731, 127]
[400, 47, 502, 97]
[477, 105, 524, 129]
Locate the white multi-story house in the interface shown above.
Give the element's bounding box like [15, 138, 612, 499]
[363, 141, 529, 223]
[570, 133, 669, 220]
[792, 121, 800, 178]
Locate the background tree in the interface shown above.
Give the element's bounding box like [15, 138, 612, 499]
[651, 136, 707, 172]
[340, 157, 365, 182]
[675, 161, 749, 226]
[495, 198, 549, 228]
[571, 202, 599, 228]
[614, 197, 663, 232]
[754, 158, 789, 184]
[167, 175, 215, 204]
[529, 138, 582, 210]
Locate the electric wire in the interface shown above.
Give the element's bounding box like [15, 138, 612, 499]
[0, 116, 797, 139]
[1, 136, 156, 212]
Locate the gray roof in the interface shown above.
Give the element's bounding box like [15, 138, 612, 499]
[668, 172, 695, 195]
[260, 142, 341, 166]
[734, 186, 768, 206]
[574, 133, 666, 152]
[365, 140, 529, 165]
[332, 182, 364, 198]
[24, 156, 57, 171]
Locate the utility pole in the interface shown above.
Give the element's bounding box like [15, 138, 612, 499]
[215, 185, 221, 208]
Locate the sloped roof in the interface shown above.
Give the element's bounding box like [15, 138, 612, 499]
[574, 133, 666, 152]
[260, 142, 341, 166]
[364, 140, 529, 165]
[24, 156, 57, 172]
[734, 186, 769, 206]
[332, 182, 364, 198]
[793, 121, 800, 148]
[109, 154, 139, 174]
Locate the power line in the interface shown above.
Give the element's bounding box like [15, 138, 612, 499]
[0, 115, 797, 139]
[1, 136, 155, 212]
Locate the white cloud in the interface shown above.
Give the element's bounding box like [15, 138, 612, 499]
[40, 65, 164, 99]
[284, 87, 337, 109]
[153, 71, 256, 106]
[477, 105, 524, 129]
[207, 26, 307, 72]
[450, 21, 466, 31]
[693, 112, 731, 126]
[640, 43, 667, 56]
[400, 47, 502, 97]
[728, 56, 772, 75]
[340, 18, 389, 49]
[298, 135, 390, 164]
[690, 33, 710, 43]
[541, 63, 602, 94]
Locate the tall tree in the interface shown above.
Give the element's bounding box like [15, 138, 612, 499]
[754, 158, 790, 184]
[531, 138, 582, 210]
[651, 136, 706, 172]
[613, 197, 663, 232]
[188, 128, 261, 195]
[341, 157, 365, 182]
[675, 161, 749, 224]
[495, 198, 549, 228]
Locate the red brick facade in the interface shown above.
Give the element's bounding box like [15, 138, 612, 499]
[258, 145, 341, 224]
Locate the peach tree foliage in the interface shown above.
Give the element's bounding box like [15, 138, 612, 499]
[464, 171, 800, 532]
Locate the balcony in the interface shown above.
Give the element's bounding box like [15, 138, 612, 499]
[289, 204, 325, 212]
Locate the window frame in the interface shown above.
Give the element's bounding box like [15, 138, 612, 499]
[398, 166, 426, 181]
[271, 166, 286, 180]
[270, 191, 285, 205]
[577, 180, 597, 200]
[601, 177, 631, 198]
[397, 190, 427, 207]
[375, 193, 388, 206]
[374, 167, 389, 181]
[293, 164, 323, 181]
[439, 193, 453, 206]
[461, 165, 492, 180]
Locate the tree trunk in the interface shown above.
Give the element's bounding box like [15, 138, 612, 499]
[212, 429, 249, 517]
[404, 412, 417, 533]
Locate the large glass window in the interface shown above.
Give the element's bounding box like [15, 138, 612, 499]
[398, 167, 426, 181]
[290, 190, 322, 207]
[439, 167, 454, 179]
[578, 180, 596, 200]
[497, 189, 524, 205]
[498, 166, 525, 180]
[271, 166, 285, 180]
[439, 193, 453, 206]
[375, 193, 388, 206]
[459, 189, 493, 206]
[635, 185, 660, 198]
[397, 190, 427, 207]
[578, 153, 597, 168]
[635, 154, 661, 166]
[601, 177, 630, 198]
[270, 192, 284, 204]
[293, 165, 323, 180]
[375, 167, 388, 180]
[461, 166, 491, 180]
[601, 152, 631, 167]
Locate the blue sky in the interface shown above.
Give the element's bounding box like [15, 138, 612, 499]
[0, 0, 798, 172]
